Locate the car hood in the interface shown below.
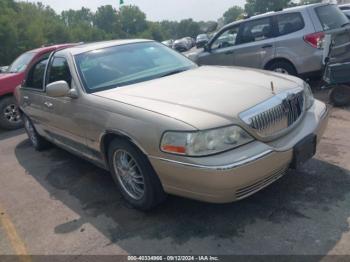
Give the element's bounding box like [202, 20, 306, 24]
[94, 66, 303, 130]
[0, 73, 17, 80]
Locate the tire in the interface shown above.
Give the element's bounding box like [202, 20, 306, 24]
[267, 61, 297, 76]
[329, 85, 350, 107]
[23, 115, 50, 151]
[0, 96, 23, 130]
[108, 138, 166, 210]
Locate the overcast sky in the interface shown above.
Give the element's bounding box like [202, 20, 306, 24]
[27, 0, 246, 21]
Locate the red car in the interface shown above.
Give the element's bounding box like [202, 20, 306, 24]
[0, 44, 76, 130]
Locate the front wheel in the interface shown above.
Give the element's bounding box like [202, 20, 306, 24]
[108, 138, 166, 210]
[0, 96, 23, 130]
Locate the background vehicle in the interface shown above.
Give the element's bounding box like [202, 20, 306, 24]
[173, 38, 192, 52]
[339, 4, 350, 19]
[323, 27, 350, 106]
[0, 66, 8, 73]
[0, 44, 76, 130]
[189, 3, 349, 78]
[184, 37, 196, 48]
[161, 39, 174, 48]
[196, 34, 209, 48]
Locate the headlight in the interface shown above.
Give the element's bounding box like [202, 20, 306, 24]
[303, 82, 314, 110]
[160, 125, 254, 156]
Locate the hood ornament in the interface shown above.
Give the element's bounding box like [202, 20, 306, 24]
[270, 81, 276, 95]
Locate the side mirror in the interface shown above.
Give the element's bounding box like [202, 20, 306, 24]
[46, 81, 70, 98]
[204, 44, 210, 52]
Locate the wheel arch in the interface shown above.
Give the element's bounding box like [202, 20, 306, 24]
[264, 57, 298, 74]
[0, 92, 14, 100]
[100, 130, 148, 167]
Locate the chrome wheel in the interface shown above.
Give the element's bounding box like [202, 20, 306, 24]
[273, 68, 289, 75]
[113, 150, 145, 200]
[24, 117, 38, 146]
[3, 104, 21, 123]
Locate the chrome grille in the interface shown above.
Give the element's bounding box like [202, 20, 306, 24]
[240, 89, 304, 138]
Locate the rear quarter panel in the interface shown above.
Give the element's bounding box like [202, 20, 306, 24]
[272, 9, 323, 74]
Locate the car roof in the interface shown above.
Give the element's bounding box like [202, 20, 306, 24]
[222, 3, 332, 29]
[28, 43, 78, 54]
[60, 39, 153, 56]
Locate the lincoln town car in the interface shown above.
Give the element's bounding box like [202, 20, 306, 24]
[15, 40, 329, 210]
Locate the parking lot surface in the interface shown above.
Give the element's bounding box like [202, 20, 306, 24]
[0, 90, 350, 256]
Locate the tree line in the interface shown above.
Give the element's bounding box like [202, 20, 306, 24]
[0, 0, 321, 65]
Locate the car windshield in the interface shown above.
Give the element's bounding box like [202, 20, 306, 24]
[316, 5, 349, 30]
[75, 41, 197, 93]
[8, 52, 36, 73]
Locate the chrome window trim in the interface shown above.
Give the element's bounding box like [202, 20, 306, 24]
[149, 149, 273, 171]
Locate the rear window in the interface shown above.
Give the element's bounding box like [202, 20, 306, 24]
[316, 5, 348, 30]
[276, 13, 305, 36]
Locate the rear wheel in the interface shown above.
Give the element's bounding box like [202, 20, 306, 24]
[108, 138, 166, 210]
[23, 115, 50, 151]
[267, 61, 297, 76]
[0, 96, 23, 130]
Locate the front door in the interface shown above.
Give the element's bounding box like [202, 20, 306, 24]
[42, 55, 88, 153]
[197, 24, 240, 66]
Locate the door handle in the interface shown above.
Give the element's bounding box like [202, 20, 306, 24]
[44, 101, 53, 108]
[224, 50, 235, 55]
[23, 96, 30, 105]
[261, 44, 273, 49]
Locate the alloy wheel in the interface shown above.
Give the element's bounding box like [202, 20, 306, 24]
[113, 149, 145, 200]
[3, 104, 21, 123]
[273, 68, 290, 75]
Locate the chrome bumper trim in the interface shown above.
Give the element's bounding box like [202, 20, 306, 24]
[149, 150, 273, 171]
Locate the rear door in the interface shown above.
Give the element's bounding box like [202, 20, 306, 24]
[233, 16, 276, 69]
[20, 56, 50, 134]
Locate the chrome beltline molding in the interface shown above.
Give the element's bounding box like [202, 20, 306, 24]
[149, 149, 273, 171]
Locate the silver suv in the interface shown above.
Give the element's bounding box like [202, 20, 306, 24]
[189, 3, 349, 78]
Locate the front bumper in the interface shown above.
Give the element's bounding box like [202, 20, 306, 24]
[149, 100, 329, 203]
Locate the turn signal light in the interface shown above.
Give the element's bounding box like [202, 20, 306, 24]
[161, 145, 186, 154]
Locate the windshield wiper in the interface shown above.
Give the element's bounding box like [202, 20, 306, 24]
[160, 68, 189, 78]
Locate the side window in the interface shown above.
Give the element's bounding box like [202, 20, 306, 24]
[211, 25, 240, 50]
[276, 13, 304, 36]
[25, 58, 48, 90]
[48, 57, 72, 87]
[238, 17, 273, 44]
